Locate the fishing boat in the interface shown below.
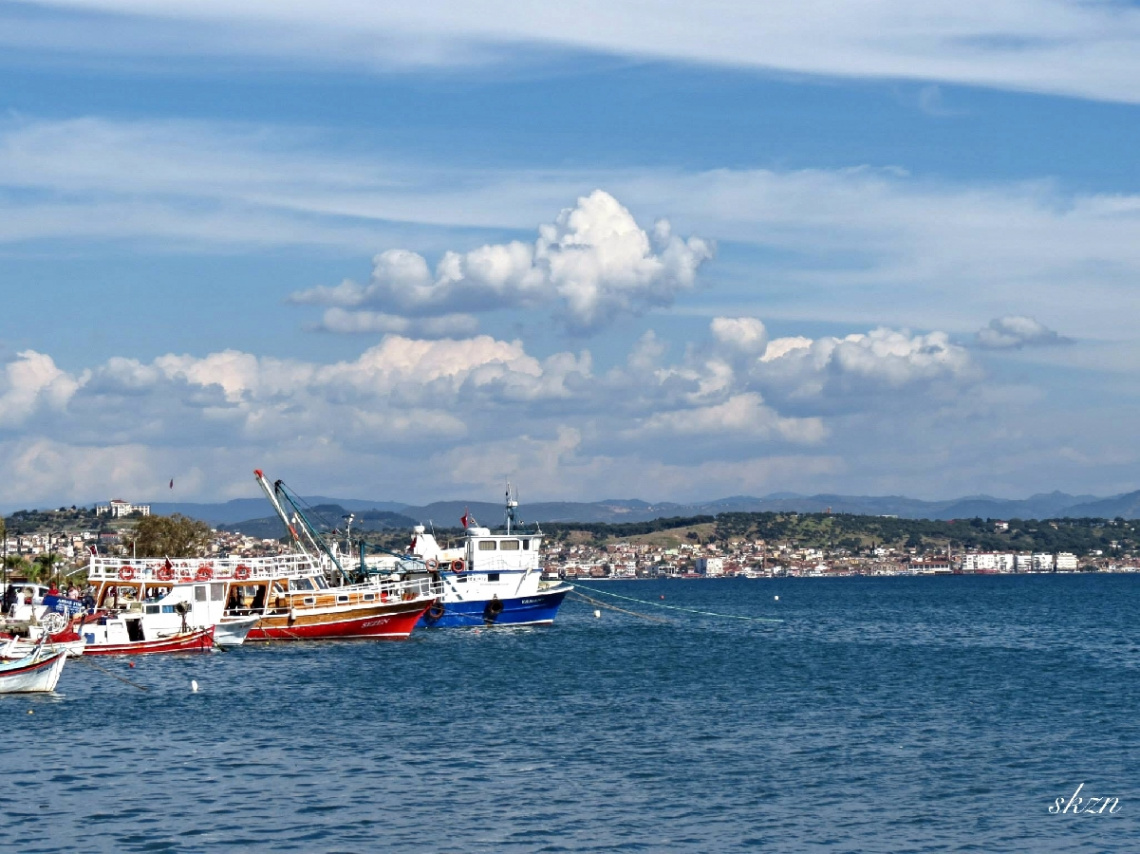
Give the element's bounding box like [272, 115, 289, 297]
[379, 485, 572, 628]
[79, 622, 215, 656]
[0, 644, 68, 693]
[245, 470, 439, 640]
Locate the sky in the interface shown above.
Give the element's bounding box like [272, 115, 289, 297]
[2, 1, 1140, 509]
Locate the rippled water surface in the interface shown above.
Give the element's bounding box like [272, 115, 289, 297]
[3, 575, 1139, 852]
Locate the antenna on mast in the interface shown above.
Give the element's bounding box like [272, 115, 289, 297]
[505, 482, 519, 534]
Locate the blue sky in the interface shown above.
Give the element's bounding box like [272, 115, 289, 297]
[2, 1, 1140, 508]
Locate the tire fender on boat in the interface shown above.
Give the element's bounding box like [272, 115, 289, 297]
[427, 601, 445, 620]
[483, 596, 504, 625]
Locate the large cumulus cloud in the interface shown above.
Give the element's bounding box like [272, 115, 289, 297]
[290, 190, 713, 333]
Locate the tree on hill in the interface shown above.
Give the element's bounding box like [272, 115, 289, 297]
[127, 514, 212, 558]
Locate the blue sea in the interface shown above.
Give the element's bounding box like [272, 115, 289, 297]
[3, 575, 1138, 852]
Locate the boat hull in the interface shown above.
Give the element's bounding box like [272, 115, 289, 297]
[0, 650, 67, 693]
[419, 586, 570, 628]
[215, 615, 259, 647]
[82, 627, 215, 656]
[246, 601, 431, 641]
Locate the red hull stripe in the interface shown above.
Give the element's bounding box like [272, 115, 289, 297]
[247, 604, 430, 641]
[83, 629, 214, 656]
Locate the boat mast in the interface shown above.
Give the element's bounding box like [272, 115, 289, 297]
[254, 469, 302, 549]
[253, 469, 352, 584]
[505, 482, 518, 535]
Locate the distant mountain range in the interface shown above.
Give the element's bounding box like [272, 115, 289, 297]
[142, 488, 1140, 536]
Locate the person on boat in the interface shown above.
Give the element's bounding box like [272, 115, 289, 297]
[66, 584, 79, 599]
[47, 582, 60, 597]
[2, 584, 16, 616]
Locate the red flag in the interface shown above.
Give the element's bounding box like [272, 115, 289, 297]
[460, 509, 469, 528]
[164, 557, 173, 571]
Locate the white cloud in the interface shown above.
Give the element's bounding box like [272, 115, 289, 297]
[976, 315, 1071, 349]
[291, 190, 713, 333]
[316, 307, 479, 338]
[631, 393, 826, 444]
[0, 315, 991, 505]
[11, 2, 1140, 103]
[0, 351, 81, 428]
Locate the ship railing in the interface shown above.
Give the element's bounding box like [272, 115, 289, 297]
[87, 552, 323, 583]
[365, 573, 442, 602]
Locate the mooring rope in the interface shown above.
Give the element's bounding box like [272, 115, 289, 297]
[76, 655, 150, 691]
[570, 591, 671, 623]
[572, 583, 783, 624]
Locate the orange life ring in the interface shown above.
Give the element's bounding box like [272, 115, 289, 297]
[234, 565, 251, 580]
[157, 566, 175, 582]
[451, 559, 466, 573]
[118, 565, 135, 581]
[195, 565, 213, 582]
[425, 558, 439, 571]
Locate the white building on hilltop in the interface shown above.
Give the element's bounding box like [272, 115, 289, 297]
[95, 499, 151, 518]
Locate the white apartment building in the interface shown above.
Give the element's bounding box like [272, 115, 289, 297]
[961, 553, 1017, 572]
[696, 556, 726, 576]
[1055, 552, 1079, 571]
[1032, 553, 1054, 571]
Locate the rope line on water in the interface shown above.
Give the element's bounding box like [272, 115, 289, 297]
[76, 655, 150, 691]
[570, 591, 671, 623]
[572, 583, 783, 624]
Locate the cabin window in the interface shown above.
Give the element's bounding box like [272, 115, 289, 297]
[488, 573, 500, 582]
[522, 539, 530, 550]
[303, 596, 315, 606]
[210, 583, 225, 601]
[500, 540, 520, 551]
[290, 577, 314, 591]
[363, 593, 375, 601]
[479, 541, 497, 551]
[195, 586, 208, 602]
[145, 605, 159, 614]
[336, 594, 349, 604]
[162, 605, 177, 614]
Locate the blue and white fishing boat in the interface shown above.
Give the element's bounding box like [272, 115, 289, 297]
[387, 486, 572, 628]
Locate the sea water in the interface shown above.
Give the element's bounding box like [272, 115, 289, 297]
[2, 574, 1137, 852]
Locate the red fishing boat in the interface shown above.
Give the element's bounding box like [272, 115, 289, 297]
[79, 622, 215, 656]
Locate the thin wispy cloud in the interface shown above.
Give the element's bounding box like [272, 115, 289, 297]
[11, 1, 1140, 103]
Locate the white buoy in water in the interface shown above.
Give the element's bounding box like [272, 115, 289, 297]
[191, 679, 199, 693]
[593, 609, 601, 618]
[774, 595, 779, 601]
